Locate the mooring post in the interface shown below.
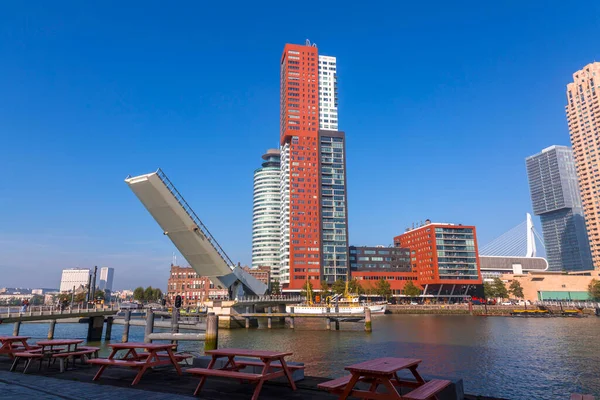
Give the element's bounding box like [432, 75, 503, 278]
[122, 310, 131, 343]
[245, 306, 250, 329]
[290, 307, 295, 329]
[13, 321, 21, 336]
[204, 312, 218, 351]
[144, 308, 155, 343]
[326, 317, 331, 330]
[48, 319, 57, 339]
[172, 308, 180, 333]
[364, 307, 372, 333]
[105, 317, 113, 341]
[335, 319, 340, 331]
[468, 301, 473, 316]
[267, 307, 272, 329]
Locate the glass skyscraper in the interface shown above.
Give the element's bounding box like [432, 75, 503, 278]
[525, 145, 593, 271]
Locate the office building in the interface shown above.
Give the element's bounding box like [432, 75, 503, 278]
[279, 41, 349, 290]
[526, 146, 592, 271]
[394, 221, 482, 297]
[565, 62, 600, 268]
[251, 149, 281, 279]
[479, 256, 548, 280]
[99, 267, 115, 291]
[59, 268, 90, 293]
[349, 246, 411, 272]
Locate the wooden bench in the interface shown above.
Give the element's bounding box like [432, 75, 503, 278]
[136, 351, 193, 363]
[187, 368, 263, 397]
[570, 395, 595, 400]
[403, 379, 452, 400]
[78, 346, 100, 358]
[87, 359, 147, 368]
[317, 375, 353, 392]
[10, 352, 44, 373]
[234, 359, 305, 371]
[52, 349, 99, 372]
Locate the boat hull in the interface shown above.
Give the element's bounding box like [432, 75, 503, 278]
[286, 304, 386, 315]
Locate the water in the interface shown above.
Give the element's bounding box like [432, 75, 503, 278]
[1, 315, 599, 399]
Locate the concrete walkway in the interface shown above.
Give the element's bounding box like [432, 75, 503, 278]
[0, 370, 195, 400]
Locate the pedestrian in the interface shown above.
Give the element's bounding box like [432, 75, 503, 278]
[21, 300, 26, 313]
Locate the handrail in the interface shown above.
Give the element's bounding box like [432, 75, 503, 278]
[155, 169, 235, 269]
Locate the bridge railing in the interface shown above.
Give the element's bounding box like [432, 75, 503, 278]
[535, 300, 600, 309]
[0, 303, 120, 318]
[235, 295, 305, 304]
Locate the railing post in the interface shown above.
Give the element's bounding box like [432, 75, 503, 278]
[7, 307, 10, 318]
[204, 312, 218, 351]
[144, 309, 155, 343]
[122, 310, 131, 343]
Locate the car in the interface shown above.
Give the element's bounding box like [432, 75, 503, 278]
[410, 302, 418, 305]
[501, 301, 512, 305]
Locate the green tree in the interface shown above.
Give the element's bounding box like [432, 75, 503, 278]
[588, 279, 600, 300]
[153, 288, 163, 301]
[492, 278, 509, 300]
[508, 280, 524, 300]
[483, 282, 495, 299]
[320, 280, 331, 298]
[348, 278, 364, 295]
[133, 286, 145, 302]
[332, 278, 346, 295]
[270, 280, 281, 295]
[300, 280, 314, 300]
[31, 295, 44, 305]
[144, 286, 155, 302]
[403, 280, 421, 297]
[75, 292, 87, 303]
[375, 279, 392, 300]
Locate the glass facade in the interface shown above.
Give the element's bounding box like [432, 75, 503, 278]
[349, 246, 411, 271]
[434, 227, 479, 280]
[320, 132, 349, 283]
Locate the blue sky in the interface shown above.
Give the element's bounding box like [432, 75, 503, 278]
[1, 1, 599, 290]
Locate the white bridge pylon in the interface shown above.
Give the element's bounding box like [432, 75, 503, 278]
[479, 213, 544, 257]
[125, 169, 267, 298]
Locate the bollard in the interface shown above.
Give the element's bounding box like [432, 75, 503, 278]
[290, 307, 295, 329]
[172, 308, 180, 333]
[326, 317, 331, 330]
[245, 307, 250, 329]
[335, 319, 340, 331]
[105, 317, 113, 341]
[204, 312, 218, 351]
[267, 307, 272, 329]
[48, 319, 57, 339]
[13, 321, 21, 336]
[364, 307, 372, 333]
[468, 301, 473, 316]
[144, 309, 155, 343]
[122, 310, 131, 343]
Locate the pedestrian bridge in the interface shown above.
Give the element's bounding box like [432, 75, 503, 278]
[0, 305, 118, 324]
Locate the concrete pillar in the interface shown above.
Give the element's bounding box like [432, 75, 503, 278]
[335, 319, 340, 331]
[468, 301, 473, 316]
[48, 320, 57, 339]
[13, 321, 21, 336]
[326, 318, 331, 330]
[267, 307, 272, 329]
[204, 312, 218, 351]
[87, 316, 104, 342]
[105, 317, 113, 341]
[144, 309, 155, 343]
[245, 306, 250, 329]
[172, 308, 180, 333]
[364, 307, 372, 333]
[122, 310, 131, 343]
[290, 307, 295, 329]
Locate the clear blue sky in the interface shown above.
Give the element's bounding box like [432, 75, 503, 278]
[1, 1, 599, 290]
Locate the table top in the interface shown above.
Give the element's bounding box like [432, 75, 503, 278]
[37, 339, 83, 346]
[345, 358, 422, 374]
[0, 336, 30, 341]
[109, 342, 175, 350]
[206, 348, 293, 358]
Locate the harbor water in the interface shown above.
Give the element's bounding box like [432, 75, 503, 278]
[1, 314, 598, 399]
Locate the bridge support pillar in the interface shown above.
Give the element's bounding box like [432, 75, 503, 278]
[87, 316, 104, 342]
[326, 318, 331, 330]
[122, 310, 131, 342]
[364, 307, 372, 333]
[105, 317, 113, 341]
[267, 307, 272, 329]
[245, 307, 250, 329]
[144, 309, 155, 343]
[13, 321, 21, 336]
[204, 312, 218, 351]
[290, 307, 295, 329]
[335, 319, 340, 331]
[48, 320, 57, 339]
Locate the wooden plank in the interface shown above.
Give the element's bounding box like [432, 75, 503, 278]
[186, 367, 262, 381]
[235, 360, 305, 370]
[205, 348, 293, 358]
[317, 375, 353, 390]
[345, 358, 421, 374]
[87, 359, 146, 367]
[403, 379, 452, 400]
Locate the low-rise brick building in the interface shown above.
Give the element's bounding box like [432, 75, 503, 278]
[166, 265, 228, 307]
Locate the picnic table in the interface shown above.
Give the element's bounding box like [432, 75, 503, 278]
[187, 348, 299, 400]
[318, 357, 450, 400]
[0, 336, 38, 357]
[87, 342, 183, 385]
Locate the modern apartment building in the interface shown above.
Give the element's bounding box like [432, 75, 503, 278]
[279, 41, 349, 290]
[394, 221, 482, 297]
[251, 149, 281, 279]
[99, 267, 115, 291]
[565, 62, 600, 269]
[526, 146, 592, 271]
[59, 268, 90, 293]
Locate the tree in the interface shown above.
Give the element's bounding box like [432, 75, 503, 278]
[483, 281, 495, 299]
[320, 280, 331, 297]
[508, 280, 524, 300]
[348, 278, 364, 295]
[31, 295, 44, 305]
[153, 288, 163, 301]
[75, 292, 87, 303]
[133, 287, 145, 302]
[270, 280, 281, 295]
[492, 278, 509, 300]
[403, 280, 421, 297]
[375, 278, 392, 300]
[332, 278, 346, 295]
[144, 286, 155, 302]
[95, 290, 105, 300]
[300, 280, 313, 300]
[589, 279, 600, 300]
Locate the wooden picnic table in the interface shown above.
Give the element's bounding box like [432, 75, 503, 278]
[188, 348, 297, 400]
[36, 339, 83, 353]
[88, 342, 183, 385]
[0, 336, 38, 358]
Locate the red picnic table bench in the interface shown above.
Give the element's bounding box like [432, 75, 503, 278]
[87, 342, 184, 385]
[0, 336, 40, 358]
[10, 339, 98, 373]
[187, 348, 302, 400]
[318, 357, 451, 400]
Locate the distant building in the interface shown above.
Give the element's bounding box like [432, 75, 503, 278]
[349, 246, 411, 272]
[479, 256, 549, 280]
[166, 265, 228, 307]
[59, 268, 90, 293]
[99, 267, 115, 291]
[242, 266, 271, 286]
[500, 270, 600, 302]
[526, 145, 592, 271]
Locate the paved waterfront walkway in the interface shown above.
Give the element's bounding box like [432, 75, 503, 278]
[0, 370, 195, 400]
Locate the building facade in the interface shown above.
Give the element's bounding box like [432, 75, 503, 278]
[59, 268, 90, 293]
[242, 266, 271, 286]
[349, 246, 411, 272]
[252, 149, 281, 279]
[166, 265, 228, 307]
[500, 270, 600, 302]
[479, 256, 549, 280]
[99, 267, 115, 292]
[526, 145, 592, 271]
[279, 41, 349, 290]
[565, 62, 600, 269]
[394, 221, 482, 297]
